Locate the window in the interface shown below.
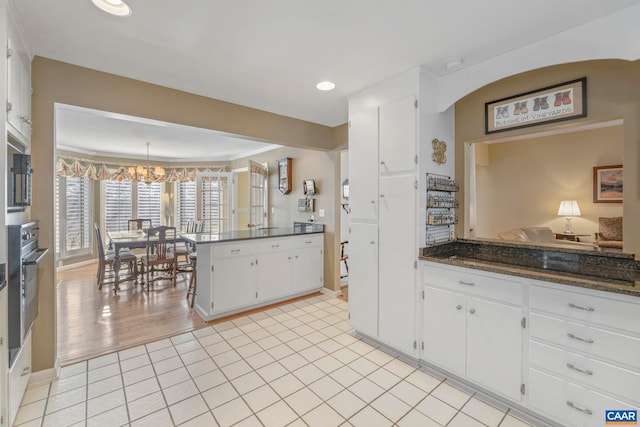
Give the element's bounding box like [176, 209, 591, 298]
[197, 173, 232, 233]
[103, 180, 161, 232]
[177, 180, 196, 230]
[137, 182, 162, 227]
[104, 180, 133, 233]
[56, 176, 92, 259]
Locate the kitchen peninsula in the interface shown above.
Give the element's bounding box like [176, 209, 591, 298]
[183, 223, 324, 321]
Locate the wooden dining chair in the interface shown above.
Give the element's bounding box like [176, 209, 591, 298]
[140, 225, 177, 291]
[128, 218, 152, 231]
[94, 223, 138, 290]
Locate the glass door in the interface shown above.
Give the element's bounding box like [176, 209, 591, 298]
[248, 160, 268, 229]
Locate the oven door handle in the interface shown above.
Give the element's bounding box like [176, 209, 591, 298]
[23, 248, 49, 265]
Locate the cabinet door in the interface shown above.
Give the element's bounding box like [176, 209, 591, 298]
[349, 107, 379, 221]
[379, 96, 416, 175]
[292, 245, 323, 292]
[258, 250, 292, 301]
[212, 255, 257, 313]
[378, 175, 416, 354]
[422, 286, 466, 375]
[0, 287, 6, 424]
[466, 297, 523, 401]
[348, 222, 379, 338]
[8, 331, 31, 427]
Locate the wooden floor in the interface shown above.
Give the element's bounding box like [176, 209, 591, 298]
[57, 263, 324, 366]
[57, 263, 208, 365]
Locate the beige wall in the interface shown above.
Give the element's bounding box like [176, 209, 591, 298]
[455, 60, 640, 255]
[475, 126, 623, 239]
[31, 57, 343, 372]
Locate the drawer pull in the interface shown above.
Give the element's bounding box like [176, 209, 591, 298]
[458, 280, 475, 286]
[568, 303, 595, 312]
[305, 241, 312, 244]
[21, 366, 31, 377]
[567, 333, 594, 344]
[456, 305, 462, 310]
[566, 401, 592, 415]
[566, 363, 593, 376]
[271, 245, 280, 249]
[469, 308, 476, 314]
[230, 249, 241, 253]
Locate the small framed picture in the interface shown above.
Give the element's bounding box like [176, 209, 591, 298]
[593, 165, 623, 203]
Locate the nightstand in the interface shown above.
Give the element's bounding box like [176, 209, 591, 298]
[555, 233, 590, 242]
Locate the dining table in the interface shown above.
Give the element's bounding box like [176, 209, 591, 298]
[107, 229, 185, 293]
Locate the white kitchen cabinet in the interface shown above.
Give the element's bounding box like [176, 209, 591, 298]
[348, 107, 379, 221]
[421, 262, 524, 401]
[466, 296, 523, 401]
[195, 234, 324, 321]
[6, 11, 31, 145]
[422, 286, 466, 375]
[528, 280, 640, 424]
[379, 96, 416, 175]
[257, 238, 293, 301]
[292, 236, 323, 293]
[211, 242, 257, 314]
[378, 175, 417, 354]
[8, 330, 31, 427]
[348, 222, 379, 338]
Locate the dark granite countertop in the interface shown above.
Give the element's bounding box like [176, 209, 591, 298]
[182, 223, 324, 244]
[420, 239, 640, 297]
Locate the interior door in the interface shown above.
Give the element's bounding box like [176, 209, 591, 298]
[197, 172, 233, 233]
[248, 160, 268, 229]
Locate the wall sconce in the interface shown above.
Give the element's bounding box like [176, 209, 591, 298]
[557, 200, 581, 234]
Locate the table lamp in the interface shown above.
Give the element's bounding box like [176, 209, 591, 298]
[557, 200, 581, 234]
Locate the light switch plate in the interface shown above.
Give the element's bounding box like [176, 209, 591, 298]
[319, 209, 325, 217]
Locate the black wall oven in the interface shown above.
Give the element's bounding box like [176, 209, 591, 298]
[7, 221, 48, 367]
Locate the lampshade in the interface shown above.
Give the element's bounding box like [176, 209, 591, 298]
[557, 200, 581, 217]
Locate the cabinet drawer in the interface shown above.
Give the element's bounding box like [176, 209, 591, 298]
[292, 234, 323, 249]
[530, 284, 640, 335]
[422, 263, 523, 305]
[529, 312, 640, 369]
[530, 340, 640, 404]
[258, 238, 292, 253]
[529, 368, 639, 427]
[213, 242, 257, 259]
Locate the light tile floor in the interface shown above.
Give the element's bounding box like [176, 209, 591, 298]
[15, 295, 536, 427]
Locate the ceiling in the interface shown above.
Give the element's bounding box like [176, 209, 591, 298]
[12, 1, 640, 160]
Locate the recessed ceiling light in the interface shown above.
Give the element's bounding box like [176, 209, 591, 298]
[316, 81, 336, 91]
[91, 0, 132, 17]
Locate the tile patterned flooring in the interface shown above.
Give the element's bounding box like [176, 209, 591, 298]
[15, 295, 535, 427]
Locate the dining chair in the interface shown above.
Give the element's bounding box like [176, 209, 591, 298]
[140, 225, 177, 291]
[94, 223, 138, 290]
[128, 218, 152, 231]
[173, 220, 202, 277]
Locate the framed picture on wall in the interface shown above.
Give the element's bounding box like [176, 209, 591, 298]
[485, 77, 587, 134]
[593, 165, 623, 203]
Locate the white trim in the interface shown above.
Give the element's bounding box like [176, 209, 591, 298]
[320, 287, 342, 298]
[28, 359, 61, 387]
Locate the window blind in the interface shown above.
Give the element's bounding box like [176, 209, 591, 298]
[177, 181, 196, 230]
[104, 180, 133, 232]
[137, 182, 162, 227]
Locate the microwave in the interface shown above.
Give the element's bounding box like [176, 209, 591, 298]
[7, 140, 32, 211]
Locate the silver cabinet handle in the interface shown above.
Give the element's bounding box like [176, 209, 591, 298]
[379, 194, 385, 198]
[271, 245, 279, 249]
[458, 280, 475, 286]
[21, 366, 31, 377]
[469, 308, 476, 314]
[567, 333, 594, 344]
[231, 249, 240, 253]
[304, 241, 312, 244]
[380, 161, 386, 165]
[566, 363, 593, 376]
[370, 241, 375, 245]
[370, 200, 376, 204]
[456, 305, 462, 310]
[568, 303, 594, 312]
[566, 401, 592, 415]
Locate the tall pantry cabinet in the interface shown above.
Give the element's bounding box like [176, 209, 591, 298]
[347, 67, 455, 357]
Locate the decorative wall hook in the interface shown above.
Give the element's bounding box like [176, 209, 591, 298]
[432, 138, 447, 164]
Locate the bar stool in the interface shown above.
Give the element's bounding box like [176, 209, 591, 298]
[186, 252, 197, 308]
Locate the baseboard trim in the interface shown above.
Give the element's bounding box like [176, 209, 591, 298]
[57, 259, 97, 272]
[320, 287, 342, 297]
[29, 359, 61, 387]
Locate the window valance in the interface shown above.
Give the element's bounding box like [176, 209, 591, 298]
[55, 155, 227, 182]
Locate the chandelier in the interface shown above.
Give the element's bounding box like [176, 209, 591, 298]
[128, 142, 165, 184]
